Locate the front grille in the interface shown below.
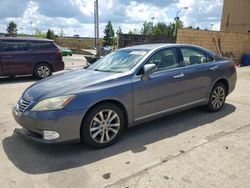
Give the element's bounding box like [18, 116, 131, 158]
[17, 98, 32, 114]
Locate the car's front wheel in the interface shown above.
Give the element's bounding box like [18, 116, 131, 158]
[34, 63, 52, 79]
[81, 103, 125, 148]
[207, 82, 226, 112]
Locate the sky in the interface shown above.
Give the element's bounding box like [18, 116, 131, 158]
[0, 0, 223, 37]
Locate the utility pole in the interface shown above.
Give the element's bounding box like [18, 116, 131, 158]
[174, 7, 188, 37]
[94, 0, 100, 56]
[30, 21, 33, 36]
[94, 1, 97, 48]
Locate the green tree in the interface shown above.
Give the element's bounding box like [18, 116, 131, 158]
[128, 30, 133, 34]
[34, 28, 46, 38]
[152, 22, 175, 35]
[167, 23, 176, 36]
[175, 19, 184, 31]
[6, 21, 18, 35]
[141, 21, 153, 35]
[138, 20, 183, 36]
[103, 20, 115, 45]
[116, 26, 122, 35]
[46, 29, 56, 39]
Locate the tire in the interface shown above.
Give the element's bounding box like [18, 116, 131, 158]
[34, 63, 52, 79]
[207, 82, 226, 112]
[81, 103, 125, 148]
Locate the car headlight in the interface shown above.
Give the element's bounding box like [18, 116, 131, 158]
[31, 95, 76, 111]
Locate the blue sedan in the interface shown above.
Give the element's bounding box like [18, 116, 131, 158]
[13, 44, 237, 148]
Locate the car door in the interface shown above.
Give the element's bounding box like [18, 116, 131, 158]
[132, 47, 187, 122]
[1, 40, 32, 76]
[179, 47, 219, 103]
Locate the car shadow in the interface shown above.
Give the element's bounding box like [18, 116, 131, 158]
[0, 75, 36, 85]
[2, 103, 236, 174]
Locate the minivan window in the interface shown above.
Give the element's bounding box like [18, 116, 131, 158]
[180, 48, 213, 66]
[2, 40, 28, 52]
[30, 41, 55, 50]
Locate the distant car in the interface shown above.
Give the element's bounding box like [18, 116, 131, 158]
[101, 45, 112, 55]
[74, 34, 80, 39]
[0, 37, 64, 79]
[13, 44, 236, 148]
[59, 47, 72, 56]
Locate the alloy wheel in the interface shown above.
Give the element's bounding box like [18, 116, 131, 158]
[211, 86, 225, 109]
[38, 66, 50, 78]
[89, 109, 120, 144]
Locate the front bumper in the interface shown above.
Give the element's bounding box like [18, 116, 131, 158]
[228, 71, 237, 95]
[12, 107, 86, 143]
[53, 61, 65, 72]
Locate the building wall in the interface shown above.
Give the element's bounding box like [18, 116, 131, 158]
[177, 29, 250, 64]
[221, 0, 250, 33]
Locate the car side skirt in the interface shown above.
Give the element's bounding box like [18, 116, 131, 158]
[132, 99, 207, 126]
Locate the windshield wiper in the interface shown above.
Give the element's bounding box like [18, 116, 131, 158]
[94, 69, 114, 72]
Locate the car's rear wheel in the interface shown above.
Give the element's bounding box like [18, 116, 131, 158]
[207, 82, 226, 112]
[34, 63, 52, 79]
[81, 103, 125, 148]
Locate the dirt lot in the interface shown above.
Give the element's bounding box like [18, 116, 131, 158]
[0, 61, 250, 188]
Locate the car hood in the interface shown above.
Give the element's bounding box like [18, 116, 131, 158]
[23, 69, 120, 101]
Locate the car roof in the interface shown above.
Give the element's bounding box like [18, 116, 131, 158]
[120, 43, 216, 56]
[122, 43, 204, 50]
[0, 37, 53, 42]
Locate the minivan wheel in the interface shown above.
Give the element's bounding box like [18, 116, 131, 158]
[207, 83, 226, 112]
[34, 63, 52, 79]
[81, 103, 125, 148]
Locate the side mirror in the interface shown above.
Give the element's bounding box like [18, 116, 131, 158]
[142, 64, 157, 80]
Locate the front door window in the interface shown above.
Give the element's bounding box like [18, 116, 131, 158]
[146, 48, 180, 72]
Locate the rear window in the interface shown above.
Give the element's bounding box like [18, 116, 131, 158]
[30, 41, 56, 50]
[1, 40, 29, 52]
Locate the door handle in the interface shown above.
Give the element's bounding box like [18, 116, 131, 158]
[210, 66, 218, 71]
[173, 73, 184, 79]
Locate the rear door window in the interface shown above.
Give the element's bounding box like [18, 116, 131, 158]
[30, 41, 56, 50]
[2, 40, 29, 52]
[180, 48, 214, 66]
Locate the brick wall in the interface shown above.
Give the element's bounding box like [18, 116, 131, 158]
[177, 29, 250, 64]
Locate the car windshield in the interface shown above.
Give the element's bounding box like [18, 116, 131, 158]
[87, 49, 148, 73]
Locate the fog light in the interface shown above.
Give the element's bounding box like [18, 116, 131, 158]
[43, 131, 60, 140]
